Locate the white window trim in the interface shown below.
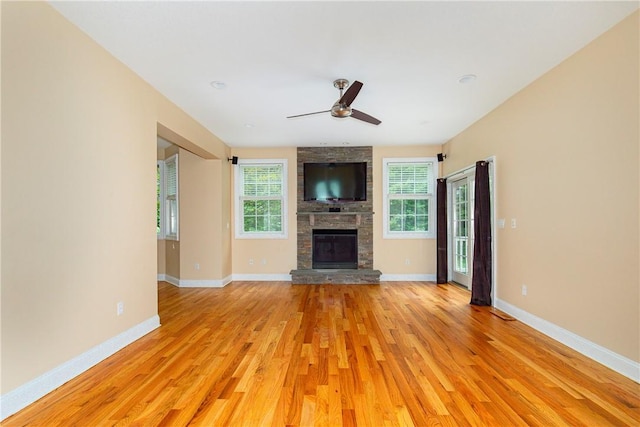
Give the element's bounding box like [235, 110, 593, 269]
[382, 157, 437, 239]
[234, 158, 288, 239]
[164, 154, 179, 241]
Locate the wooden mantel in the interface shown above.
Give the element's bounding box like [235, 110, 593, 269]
[297, 211, 374, 226]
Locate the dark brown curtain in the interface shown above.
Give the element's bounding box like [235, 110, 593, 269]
[470, 161, 492, 306]
[436, 178, 448, 284]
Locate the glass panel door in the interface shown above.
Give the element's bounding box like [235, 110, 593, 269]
[451, 177, 474, 289]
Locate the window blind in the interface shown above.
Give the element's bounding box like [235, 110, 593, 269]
[242, 165, 283, 197]
[166, 157, 177, 197]
[387, 163, 431, 195]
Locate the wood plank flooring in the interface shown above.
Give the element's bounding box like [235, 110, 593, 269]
[5, 281, 639, 426]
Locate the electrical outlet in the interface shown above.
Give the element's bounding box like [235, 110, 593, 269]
[522, 284, 527, 296]
[249, 258, 254, 265]
[405, 258, 411, 265]
[511, 218, 517, 228]
[261, 259, 267, 265]
[117, 301, 124, 316]
[498, 219, 505, 229]
[194, 263, 200, 270]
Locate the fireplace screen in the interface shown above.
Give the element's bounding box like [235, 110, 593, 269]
[312, 229, 358, 269]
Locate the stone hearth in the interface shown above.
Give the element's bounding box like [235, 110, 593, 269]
[290, 268, 382, 285]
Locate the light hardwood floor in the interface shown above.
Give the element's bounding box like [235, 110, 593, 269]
[5, 281, 639, 426]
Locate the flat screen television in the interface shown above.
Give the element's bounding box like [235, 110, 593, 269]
[303, 162, 367, 202]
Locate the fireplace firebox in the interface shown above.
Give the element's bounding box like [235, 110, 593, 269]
[312, 229, 358, 269]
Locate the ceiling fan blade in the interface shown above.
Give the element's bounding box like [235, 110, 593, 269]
[286, 110, 331, 119]
[351, 109, 381, 125]
[339, 80, 363, 106]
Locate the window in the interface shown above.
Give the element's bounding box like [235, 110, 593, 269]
[157, 161, 164, 237]
[157, 154, 178, 240]
[382, 157, 436, 239]
[235, 159, 288, 239]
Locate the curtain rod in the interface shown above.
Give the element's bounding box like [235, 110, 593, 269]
[441, 158, 494, 181]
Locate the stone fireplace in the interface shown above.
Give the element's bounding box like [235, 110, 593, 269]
[290, 146, 381, 284]
[312, 229, 358, 269]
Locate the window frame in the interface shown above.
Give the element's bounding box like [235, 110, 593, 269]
[382, 157, 437, 239]
[162, 154, 179, 241]
[234, 158, 288, 239]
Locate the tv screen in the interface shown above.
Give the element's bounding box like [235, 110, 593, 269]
[304, 162, 367, 202]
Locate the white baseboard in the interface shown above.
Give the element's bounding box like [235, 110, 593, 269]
[232, 273, 292, 281]
[380, 274, 436, 282]
[157, 274, 232, 288]
[0, 315, 160, 421]
[495, 298, 640, 383]
[185, 274, 436, 287]
[161, 273, 439, 284]
[157, 273, 179, 287]
[177, 278, 227, 288]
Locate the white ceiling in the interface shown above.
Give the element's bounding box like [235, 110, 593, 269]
[50, 1, 638, 149]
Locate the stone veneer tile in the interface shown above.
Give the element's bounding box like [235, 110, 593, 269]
[296, 147, 375, 271]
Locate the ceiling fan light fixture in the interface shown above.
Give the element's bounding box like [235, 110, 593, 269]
[331, 103, 352, 118]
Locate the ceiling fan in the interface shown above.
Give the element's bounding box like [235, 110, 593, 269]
[287, 79, 381, 125]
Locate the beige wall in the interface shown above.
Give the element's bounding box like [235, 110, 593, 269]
[157, 240, 166, 275]
[154, 127, 233, 283]
[165, 240, 181, 279]
[442, 12, 639, 362]
[372, 145, 442, 275]
[178, 148, 225, 281]
[1, 1, 231, 395]
[2, 1, 155, 393]
[231, 147, 298, 275]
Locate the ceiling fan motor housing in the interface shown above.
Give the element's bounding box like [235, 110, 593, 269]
[331, 79, 352, 118]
